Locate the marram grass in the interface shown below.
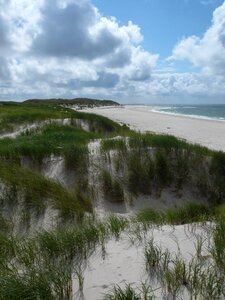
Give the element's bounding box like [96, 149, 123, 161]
[0, 160, 90, 220]
[0, 207, 224, 299]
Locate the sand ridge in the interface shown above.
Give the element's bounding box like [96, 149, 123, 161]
[82, 105, 225, 152]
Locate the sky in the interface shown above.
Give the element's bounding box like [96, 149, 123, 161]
[0, 0, 225, 103]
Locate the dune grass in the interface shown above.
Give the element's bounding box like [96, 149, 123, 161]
[0, 102, 126, 135]
[0, 205, 224, 299]
[104, 207, 224, 299]
[103, 284, 141, 300]
[0, 103, 129, 171]
[126, 147, 189, 196]
[101, 170, 124, 202]
[145, 238, 162, 271]
[143, 231, 225, 299]
[101, 139, 127, 153]
[0, 103, 131, 229]
[100, 133, 225, 205]
[0, 103, 68, 133]
[210, 217, 225, 271]
[1, 103, 223, 203]
[107, 215, 128, 238]
[135, 202, 214, 226]
[165, 202, 213, 224]
[128, 132, 212, 155]
[208, 151, 225, 204]
[73, 110, 127, 134]
[0, 161, 91, 221]
[0, 124, 99, 161]
[0, 215, 128, 299]
[0, 102, 224, 298]
[101, 132, 212, 154]
[127, 149, 154, 195]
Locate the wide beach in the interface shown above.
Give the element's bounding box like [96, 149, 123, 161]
[83, 105, 225, 152]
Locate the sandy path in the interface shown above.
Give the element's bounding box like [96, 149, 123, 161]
[82, 106, 225, 152]
[73, 223, 210, 300]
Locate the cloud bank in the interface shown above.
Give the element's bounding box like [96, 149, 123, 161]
[0, 0, 225, 102]
[172, 1, 225, 76]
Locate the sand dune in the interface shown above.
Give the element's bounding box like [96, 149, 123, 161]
[82, 105, 225, 152]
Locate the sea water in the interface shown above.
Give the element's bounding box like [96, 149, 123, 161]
[149, 104, 225, 121]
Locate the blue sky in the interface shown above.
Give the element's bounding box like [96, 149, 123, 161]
[0, 0, 225, 103]
[93, 0, 223, 58]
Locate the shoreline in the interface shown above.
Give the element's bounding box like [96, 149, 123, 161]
[125, 104, 225, 122]
[81, 105, 225, 152]
[148, 108, 225, 122]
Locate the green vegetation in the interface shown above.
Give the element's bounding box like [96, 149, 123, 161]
[0, 215, 127, 300]
[127, 149, 154, 195]
[145, 238, 162, 270]
[0, 124, 96, 162]
[0, 161, 91, 221]
[103, 284, 141, 300]
[0, 99, 224, 299]
[0, 102, 68, 133]
[142, 222, 225, 299]
[107, 215, 128, 238]
[23, 97, 120, 107]
[0, 101, 123, 134]
[104, 282, 156, 300]
[101, 170, 124, 202]
[0, 204, 224, 299]
[128, 132, 212, 155]
[135, 203, 214, 226]
[210, 217, 225, 270]
[101, 139, 127, 152]
[165, 202, 212, 224]
[0, 100, 129, 228]
[209, 151, 225, 203]
[0, 226, 96, 299]
[100, 134, 225, 204]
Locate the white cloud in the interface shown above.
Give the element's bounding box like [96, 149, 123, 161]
[172, 1, 225, 76]
[126, 47, 158, 81]
[0, 0, 159, 100]
[0, 0, 225, 102]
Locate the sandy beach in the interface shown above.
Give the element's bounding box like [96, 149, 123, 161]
[82, 105, 225, 152]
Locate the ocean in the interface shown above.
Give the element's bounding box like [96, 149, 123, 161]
[143, 105, 225, 121]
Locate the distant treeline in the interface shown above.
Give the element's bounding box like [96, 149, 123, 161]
[22, 98, 120, 106]
[0, 98, 120, 107]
